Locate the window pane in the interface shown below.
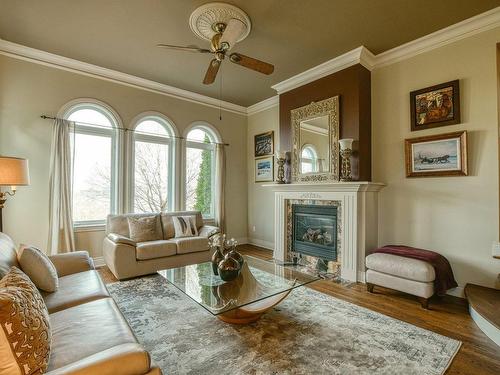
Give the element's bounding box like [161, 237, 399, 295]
[68, 108, 112, 128]
[185, 146, 213, 217]
[72, 133, 112, 222]
[135, 120, 169, 136]
[187, 128, 211, 143]
[134, 141, 169, 213]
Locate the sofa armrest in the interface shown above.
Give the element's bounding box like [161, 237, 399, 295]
[46, 343, 155, 375]
[107, 233, 137, 247]
[49, 251, 94, 277]
[198, 225, 220, 238]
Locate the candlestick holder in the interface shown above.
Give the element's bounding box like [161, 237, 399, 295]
[339, 139, 353, 182]
[276, 151, 286, 184]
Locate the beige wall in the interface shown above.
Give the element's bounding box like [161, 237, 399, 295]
[0, 55, 248, 258]
[247, 106, 279, 248]
[372, 27, 500, 290]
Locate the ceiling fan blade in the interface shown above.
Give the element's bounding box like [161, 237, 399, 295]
[220, 18, 246, 51]
[229, 53, 274, 75]
[203, 59, 221, 85]
[157, 44, 211, 53]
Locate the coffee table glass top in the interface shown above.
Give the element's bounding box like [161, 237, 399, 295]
[157, 255, 320, 315]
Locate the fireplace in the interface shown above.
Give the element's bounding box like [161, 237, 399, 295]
[292, 204, 338, 261]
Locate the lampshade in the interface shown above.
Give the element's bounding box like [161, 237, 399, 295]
[339, 138, 354, 151]
[220, 18, 246, 51]
[0, 157, 30, 186]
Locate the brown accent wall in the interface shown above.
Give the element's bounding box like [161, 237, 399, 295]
[279, 64, 372, 181]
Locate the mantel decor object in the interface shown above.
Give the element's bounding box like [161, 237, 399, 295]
[276, 150, 287, 184]
[291, 96, 340, 183]
[339, 139, 354, 181]
[0, 156, 30, 232]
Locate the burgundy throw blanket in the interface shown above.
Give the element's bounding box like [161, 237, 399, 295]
[372, 245, 458, 295]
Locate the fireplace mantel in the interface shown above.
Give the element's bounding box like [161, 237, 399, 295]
[267, 181, 385, 283]
[262, 182, 385, 192]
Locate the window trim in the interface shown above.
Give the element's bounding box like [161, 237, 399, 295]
[182, 122, 221, 219]
[128, 112, 178, 214]
[59, 98, 123, 228]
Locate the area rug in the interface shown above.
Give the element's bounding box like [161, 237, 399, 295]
[107, 275, 461, 375]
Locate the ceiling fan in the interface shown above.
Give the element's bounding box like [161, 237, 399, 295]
[157, 3, 274, 85]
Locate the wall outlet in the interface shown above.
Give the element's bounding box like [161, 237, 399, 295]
[252, 225, 256, 232]
[492, 241, 500, 259]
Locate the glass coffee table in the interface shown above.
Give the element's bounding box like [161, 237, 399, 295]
[157, 255, 320, 324]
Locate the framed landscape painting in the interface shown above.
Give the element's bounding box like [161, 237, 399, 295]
[410, 80, 460, 131]
[255, 156, 274, 182]
[405, 131, 467, 178]
[254, 131, 274, 157]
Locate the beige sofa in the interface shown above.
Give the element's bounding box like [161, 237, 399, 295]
[103, 211, 219, 280]
[0, 232, 161, 375]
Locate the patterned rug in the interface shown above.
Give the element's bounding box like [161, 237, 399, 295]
[107, 275, 461, 375]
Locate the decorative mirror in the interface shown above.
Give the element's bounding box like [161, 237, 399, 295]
[291, 96, 340, 182]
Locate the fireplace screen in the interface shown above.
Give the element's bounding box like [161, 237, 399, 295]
[292, 204, 337, 261]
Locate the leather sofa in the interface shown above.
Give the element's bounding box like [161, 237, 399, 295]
[0, 232, 161, 375]
[103, 210, 219, 280]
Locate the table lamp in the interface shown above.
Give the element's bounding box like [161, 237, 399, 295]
[0, 156, 30, 232]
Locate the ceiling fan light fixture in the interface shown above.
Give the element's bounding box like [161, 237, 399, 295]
[220, 18, 246, 51]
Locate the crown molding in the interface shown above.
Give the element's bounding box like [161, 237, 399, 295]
[375, 6, 500, 68]
[246, 95, 279, 115]
[0, 39, 247, 116]
[271, 46, 374, 95]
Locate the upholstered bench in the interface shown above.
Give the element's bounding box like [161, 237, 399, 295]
[365, 253, 435, 308]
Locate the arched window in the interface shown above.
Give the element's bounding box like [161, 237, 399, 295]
[184, 123, 220, 219]
[301, 144, 318, 173]
[131, 114, 176, 213]
[62, 100, 120, 226]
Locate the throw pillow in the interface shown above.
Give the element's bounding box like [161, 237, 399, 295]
[17, 245, 59, 293]
[172, 216, 198, 238]
[127, 215, 161, 242]
[0, 267, 51, 375]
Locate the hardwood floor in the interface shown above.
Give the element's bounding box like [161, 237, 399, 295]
[98, 244, 500, 374]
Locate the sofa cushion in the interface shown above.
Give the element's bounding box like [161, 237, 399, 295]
[106, 213, 163, 238]
[0, 267, 51, 375]
[42, 270, 110, 314]
[161, 211, 203, 239]
[0, 233, 20, 278]
[127, 215, 162, 242]
[47, 298, 139, 372]
[366, 253, 435, 282]
[136, 240, 177, 260]
[172, 215, 198, 238]
[171, 237, 209, 255]
[18, 244, 59, 292]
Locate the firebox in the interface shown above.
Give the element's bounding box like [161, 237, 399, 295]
[292, 204, 337, 261]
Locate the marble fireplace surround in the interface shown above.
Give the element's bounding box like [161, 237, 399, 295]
[263, 182, 385, 282]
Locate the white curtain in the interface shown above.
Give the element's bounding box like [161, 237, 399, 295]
[214, 143, 226, 233]
[48, 118, 75, 254]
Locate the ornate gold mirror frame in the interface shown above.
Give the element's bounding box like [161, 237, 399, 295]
[291, 96, 340, 183]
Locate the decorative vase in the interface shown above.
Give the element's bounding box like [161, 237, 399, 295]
[211, 246, 224, 275]
[226, 238, 244, 268]
[217, 255, 241, 282]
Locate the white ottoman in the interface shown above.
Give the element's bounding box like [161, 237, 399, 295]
[365, 253, 435, 308]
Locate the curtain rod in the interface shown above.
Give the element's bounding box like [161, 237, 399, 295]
[40, 115, 230, 146]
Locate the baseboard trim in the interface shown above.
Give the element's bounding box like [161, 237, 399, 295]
[247, 238, 275, 251]
[93, 256, 105, 268]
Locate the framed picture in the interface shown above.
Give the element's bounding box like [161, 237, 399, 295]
[410, 80, 460, 131]
[255, 156, 274, 182]
[405, 131, 467, 178]
[254, 131, 274, 157]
